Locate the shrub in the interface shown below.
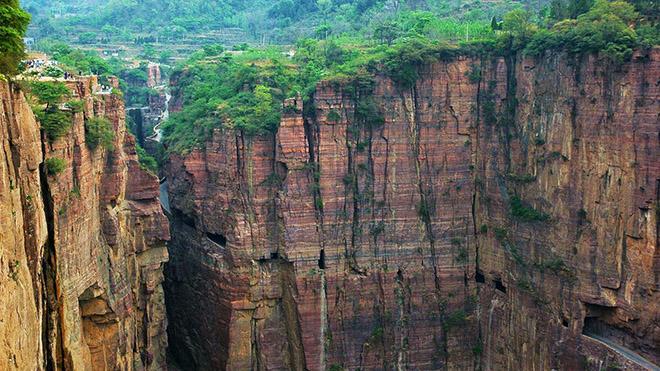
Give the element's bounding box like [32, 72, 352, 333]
[417, 199, 431, 220]
[493, 227, 508, 241]
[510, 195, 550, 222]
[369, 221, 385, 237]
[45, 157, 66, 176]
[465, 64, 482, 83]
[354, 96, 384, 128]
[370, 326, 384, 342]
[455, 248, 468, 264]
[326, 109, 341, 122]
[8, 260, 20, 281]
[85, 117, 115, 150]
[443, 309, 467, 330]
[136, 144, 158, 173]
[65, 99, 84, 113]
[111, 88, 124, 97]
[39, 109, 72, 141]
[383, 37, 453, 88]
[43, 66, 64, 78]
[535, 257, 568, 274]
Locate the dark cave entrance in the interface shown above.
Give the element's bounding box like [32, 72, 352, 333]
[207, 232, 227, 247]
[494, 278, 507, 293]
[582, 304, 616, 337]
[318, 249, 326, 269]
[475, 270, 485, 283]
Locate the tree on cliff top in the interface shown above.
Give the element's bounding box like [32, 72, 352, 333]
[0, 0, 31, 76]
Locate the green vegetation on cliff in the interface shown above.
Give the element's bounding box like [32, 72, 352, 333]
[21, 81, 73, 141]
[45, 157, 66, 175]
[85, 117, 115, 150]
[525, 0, 651, 62]
[162, 48, 301, 152]
[162, 1, 656, 154]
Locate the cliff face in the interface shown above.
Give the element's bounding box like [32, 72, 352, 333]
[0, 77, 170, 370]
[0, 80, 49, 371]
[164, 48, 659, 370]
[474, 50, 659, 370]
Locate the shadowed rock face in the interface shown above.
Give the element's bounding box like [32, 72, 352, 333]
[0, 78, 170, 371]
[164, 48, 659, 370]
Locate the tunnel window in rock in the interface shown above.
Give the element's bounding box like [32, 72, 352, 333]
[582, 304, 616, 337]
[207, 232, 227, 247]
[475, 270, 485, 283]
[318, 249, 326, 269]
[494, 278, 507, 293]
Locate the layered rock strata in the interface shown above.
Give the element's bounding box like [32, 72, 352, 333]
[164, 48, 659, 370]
[0, 77, 170, 370]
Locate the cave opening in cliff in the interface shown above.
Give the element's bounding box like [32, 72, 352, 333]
[207, 232, 227, 247]
[494, 278, 507, 293]
[475, 270, 485, 283]
[582, 304, 616, 337]
[318, 249, 326, 269]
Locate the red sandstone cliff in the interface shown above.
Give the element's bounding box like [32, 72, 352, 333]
[164, 48, 659, 370]
[0, 77, 170, 370]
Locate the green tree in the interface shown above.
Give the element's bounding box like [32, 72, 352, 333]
[374, 20, 401, 45]
[581, 0, 638, 24]
[0, 0, 31, 76]
[27, 81, 71, 108]
[549, 0, 593, 21]
[78, 31, 97, 44]
[500, 9, 538, 50]
[317, 0, 333, 20]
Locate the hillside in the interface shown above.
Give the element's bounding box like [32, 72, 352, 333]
[24, 0, 551, 48]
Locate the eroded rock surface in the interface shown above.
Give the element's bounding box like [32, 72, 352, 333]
[0, 78, 170, 370]
[164, 49, 659, 370]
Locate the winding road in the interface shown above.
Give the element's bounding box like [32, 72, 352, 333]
[159, 180, 170, 214]
[582, 332, 659, 370]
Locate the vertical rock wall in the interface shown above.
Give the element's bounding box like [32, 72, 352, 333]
[474, 50, 659, 369]
[0, 78, 170, 370]
[0, 81, 48, 371]
[164, 48, 658, 370]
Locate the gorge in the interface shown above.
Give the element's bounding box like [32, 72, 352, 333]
[1, 0, 659, 369]
[1, 47, 658, 371]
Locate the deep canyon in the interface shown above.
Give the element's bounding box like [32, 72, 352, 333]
[0, 48, 658, 370]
